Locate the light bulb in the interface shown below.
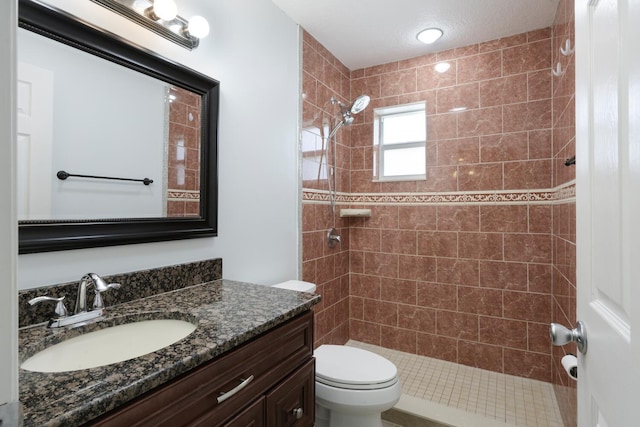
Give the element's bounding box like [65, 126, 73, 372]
[153, 0, 178, 21]
[187, 15, 210, 38]
[417, 28, 443, 44]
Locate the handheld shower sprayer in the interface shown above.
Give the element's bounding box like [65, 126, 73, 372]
[318, 94, 371, 215]
[331, 94, 370, 123]
[348, 94, 371, 114]
[327, 94, 371, 140]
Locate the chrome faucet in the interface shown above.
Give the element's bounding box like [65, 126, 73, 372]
[29, 273, 121, 328]
[75, 272, 121, 313]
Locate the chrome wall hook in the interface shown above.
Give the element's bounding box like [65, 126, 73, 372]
[552, 62, 565, 77]
[560, 39, 574, 56]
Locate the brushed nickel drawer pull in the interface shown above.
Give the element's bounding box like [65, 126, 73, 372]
[217, 375, 254, 403]
[293, 407, 304, 419]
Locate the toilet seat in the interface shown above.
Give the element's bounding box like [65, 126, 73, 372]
[315, 345, 399, 390]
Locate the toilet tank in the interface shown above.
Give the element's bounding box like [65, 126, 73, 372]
[272, 280, 316, 293]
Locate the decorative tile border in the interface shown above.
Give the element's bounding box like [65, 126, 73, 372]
[168, 189, 200, 200]
[552, 181, 576, 202]
[303, 181, 576, 206]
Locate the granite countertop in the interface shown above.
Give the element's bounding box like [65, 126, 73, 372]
[19, 279, 320, 427]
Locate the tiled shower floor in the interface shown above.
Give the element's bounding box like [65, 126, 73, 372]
[347, 341, 564, 427]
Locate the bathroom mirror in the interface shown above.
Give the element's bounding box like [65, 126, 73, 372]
[17, 0, 219, 253]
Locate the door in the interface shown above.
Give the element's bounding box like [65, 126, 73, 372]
[575, 0, 640, 425]
[16, 61, 53, 220]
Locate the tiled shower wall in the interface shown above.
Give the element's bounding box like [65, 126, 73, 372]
[346, 29, 554, 383]
[303, 16, 574, 387]
[551, 0, 577, 425]
[301, 33, 352, 346]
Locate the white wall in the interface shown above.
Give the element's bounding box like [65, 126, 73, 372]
[0, 0, 17, 406]
[18, 0, 301, 290]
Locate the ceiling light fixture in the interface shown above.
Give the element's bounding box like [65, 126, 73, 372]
[90, 0, 210, 50]
[417, 28, 443, 44]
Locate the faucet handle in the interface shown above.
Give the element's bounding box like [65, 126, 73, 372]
[28, 296, 68, 318]
[92, 282, 121, 310]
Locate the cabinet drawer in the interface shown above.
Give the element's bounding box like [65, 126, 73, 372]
[266, 359, 315, 427]
[87, 311, 313, 427]
[222, 397, 264, 427]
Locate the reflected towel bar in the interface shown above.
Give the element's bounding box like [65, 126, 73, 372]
[56, 170, 153, 185]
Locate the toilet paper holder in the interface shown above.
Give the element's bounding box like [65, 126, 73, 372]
[562, 354, 578, 381]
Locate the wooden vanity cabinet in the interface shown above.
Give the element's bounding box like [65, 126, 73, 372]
[87, 311, 314, 427]
[265, 360, 315, 427]
[222, 398, 265, 427]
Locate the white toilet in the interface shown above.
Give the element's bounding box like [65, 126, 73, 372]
[272, 280, 402, 427]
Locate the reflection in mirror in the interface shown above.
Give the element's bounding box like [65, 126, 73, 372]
[17, 29, 201, 220]
[18, 0, 218, 253]
[166, 86, 202, 217]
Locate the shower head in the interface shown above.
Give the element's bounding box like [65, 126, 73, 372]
[330, 94, 371, 128]
[332, 94, 371, 116]
[349, 95, 370, 114]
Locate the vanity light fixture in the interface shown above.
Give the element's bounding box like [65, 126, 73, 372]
[417, 28, 443, 44]
[90, 0, 210, 50]
[147, 0, 178, 21]
[186, 15, 210, 39]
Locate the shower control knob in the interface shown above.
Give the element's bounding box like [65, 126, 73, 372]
[549, 320, 588, 354]
[327, 228, 341, 248]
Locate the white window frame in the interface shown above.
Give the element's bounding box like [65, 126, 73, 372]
[373, 101, 427, 182]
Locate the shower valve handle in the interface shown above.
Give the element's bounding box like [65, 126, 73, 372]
[327, 228, 341, 248]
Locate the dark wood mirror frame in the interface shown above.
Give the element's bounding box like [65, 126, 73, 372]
[18, 0, 219, 254]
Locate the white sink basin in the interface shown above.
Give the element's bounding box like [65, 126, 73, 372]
[21, 319, 197, 373]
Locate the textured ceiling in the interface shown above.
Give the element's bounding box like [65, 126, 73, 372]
[271, 0, 560, 70]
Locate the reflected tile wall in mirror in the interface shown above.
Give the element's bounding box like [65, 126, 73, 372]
[167, 86, 201, 217]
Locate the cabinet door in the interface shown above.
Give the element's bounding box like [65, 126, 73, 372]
[266, 360, 314, 427]
[221, 398, 264, 427]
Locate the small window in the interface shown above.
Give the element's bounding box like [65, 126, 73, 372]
[373, 102, 426, 181]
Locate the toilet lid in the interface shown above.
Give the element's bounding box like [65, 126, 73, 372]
[315, 345, 399, 390]
[272, 280, 316, 293]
